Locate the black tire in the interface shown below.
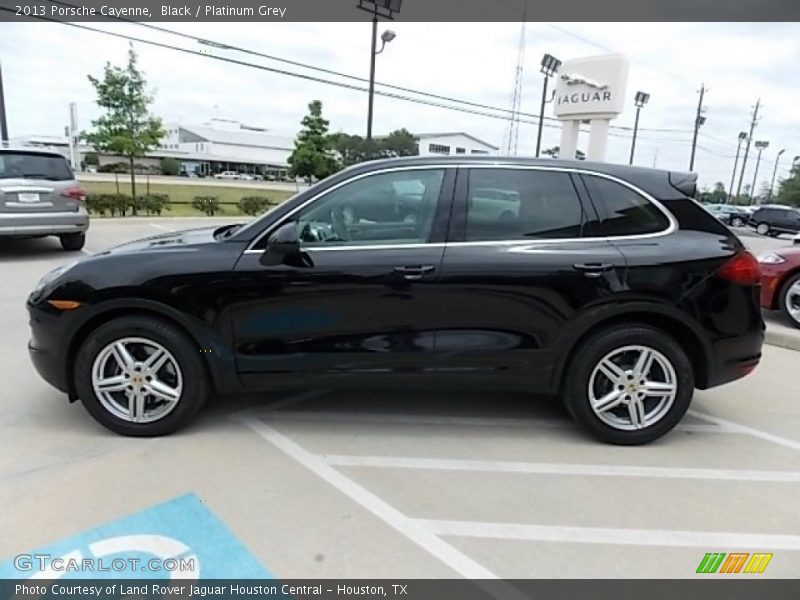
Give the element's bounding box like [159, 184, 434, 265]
[778, 272, 800, 329]
[730, 217, 744, 227]
[74, 316, 209, 436]
[755, 222, 770, 236]
[561, 324, 694, 445]
[60, 232, 86, 251]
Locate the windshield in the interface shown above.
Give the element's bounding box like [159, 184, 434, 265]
[0, 152, 74, 181]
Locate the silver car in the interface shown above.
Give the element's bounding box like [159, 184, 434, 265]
[0, 147, 89, 250]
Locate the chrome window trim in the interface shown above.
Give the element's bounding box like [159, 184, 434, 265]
[243, 163, 677, 255]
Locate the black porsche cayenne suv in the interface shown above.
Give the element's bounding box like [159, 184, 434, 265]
[27, 157, 764, 444]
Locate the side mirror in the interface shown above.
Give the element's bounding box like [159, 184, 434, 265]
[260, 222, 300, 265]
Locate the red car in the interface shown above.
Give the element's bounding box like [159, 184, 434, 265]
[759, 247, 800, 327]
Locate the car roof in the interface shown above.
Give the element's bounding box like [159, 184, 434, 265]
[0, 146, 66, 158]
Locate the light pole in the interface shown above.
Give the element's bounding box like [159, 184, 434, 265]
[728, 132, 748, 203]
[536, 53, 561, 158]
[357, 0, 401, 143]
[749, 140, 769, 205]
[0, 62, 8, 142]
[767, 149, 785, 202]
[629, 91, 650, 165]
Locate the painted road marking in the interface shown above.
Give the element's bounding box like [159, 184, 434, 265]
[234, 413, 501, 580]
[418, 519, 800, 549]
[688, 410, 800, 453]
[323, 454, 800, 483]
[0, 493, 270, 579]
[150, 223, 176, 232]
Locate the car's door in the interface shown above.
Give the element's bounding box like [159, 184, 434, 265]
[434, 166, 627, 388]
[231, 166, 455, 386]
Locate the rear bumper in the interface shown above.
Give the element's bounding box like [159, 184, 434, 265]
[0, 208, 89, 237]
[703, 330, 764, 389]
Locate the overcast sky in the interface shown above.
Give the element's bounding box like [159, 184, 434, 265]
[1, 21, 798, 191]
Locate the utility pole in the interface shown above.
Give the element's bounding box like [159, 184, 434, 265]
[0, 62, 9, 142]
[688, 83, 705, 171]
[366, 11, 378, 141]
[735, 99, 760, 199]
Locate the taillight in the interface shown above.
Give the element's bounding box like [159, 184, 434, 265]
[61, 186, 87, 201]
[718, 251, 760, 285]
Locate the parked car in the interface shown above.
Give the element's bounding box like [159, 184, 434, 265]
[238, 174, 255, 181]
[748, 204, 800, 236]
[703, 203, 748, 227]
[27, 156, 764, 444]
[0, 147, 88, 250]
[214, 171, 239, 180]
[758, 248, 800, 328]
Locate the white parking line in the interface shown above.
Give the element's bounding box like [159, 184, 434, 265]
[233, 413, 501, 580]
[323, 455, 800, 483]
[688, 410, 800, 453]
[150, 223, 176, 232]
[417, 519, 800, 549]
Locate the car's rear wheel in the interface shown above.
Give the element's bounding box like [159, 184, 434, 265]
[779, 273, 800, 329]
[756, 222, 770, 235]
[74, 316, 209, 436]
[60, 232, 85, 251]
[562, 324, 694, 445]
[730, 216, 744, 227]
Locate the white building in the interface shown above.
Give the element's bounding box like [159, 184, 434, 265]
[160, 119, 294, 177]
[414, 132, 498, 157]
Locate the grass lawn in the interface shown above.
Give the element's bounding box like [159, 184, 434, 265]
[82, 181, 295, 217]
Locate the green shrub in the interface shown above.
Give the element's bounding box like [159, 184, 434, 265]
[97, 162, 127, 173]
[191, 195, 220, 216]
[145, 193, 171, 215]
[160, 157, 180, 176]
[84, 193, 131, 216]
[238, 195, 272, 216]
[84, 153, 99, 166]
[85, 194, 107, 216]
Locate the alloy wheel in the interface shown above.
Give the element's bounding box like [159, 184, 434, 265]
[785, 281, 800, 325]
[756, 223, 770, 235]
[588, 345, 678, 431]
[91, 337, 183, 423]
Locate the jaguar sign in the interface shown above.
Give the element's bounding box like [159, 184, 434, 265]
[553, 53, 629, 161]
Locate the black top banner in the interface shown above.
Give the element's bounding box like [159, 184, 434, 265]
[1, 0, 798, 22]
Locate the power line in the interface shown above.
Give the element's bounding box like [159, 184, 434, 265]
[38, 0, 695, 136]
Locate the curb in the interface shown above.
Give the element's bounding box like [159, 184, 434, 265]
[765, 328, 800, 352]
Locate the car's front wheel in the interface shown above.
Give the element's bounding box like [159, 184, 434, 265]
[60, 232, 85, 251]
[756, 222, 770, 235]
[730, 216, 744, 227]
[74, 316, 209, 436]
[562, 324, 694, 445]
[779, 273, 800, 329]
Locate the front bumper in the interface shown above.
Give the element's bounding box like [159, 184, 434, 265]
[759, 263, 786, 310]
[27, 300, 72, 394]
[0, 208, 89, 237]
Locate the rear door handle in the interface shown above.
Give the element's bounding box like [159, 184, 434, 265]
[573, 263, 614, 278]
[393, 265, 436, 280]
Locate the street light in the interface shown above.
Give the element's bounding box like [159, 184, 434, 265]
[535, 53, 561, 158]
[768, 148, 786, 202]
[728, 132, 748, 203]
[629, 91, 650, 165]
[749, 140, 769, 205]
[357, 0, 401, 142]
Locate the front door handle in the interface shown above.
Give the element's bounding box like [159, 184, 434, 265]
[573, 263, 614, 278]
[393, 265, 436, 280]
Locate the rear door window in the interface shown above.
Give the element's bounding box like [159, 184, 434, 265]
[582, 174, 670, 237]
[464, 169, 585, 241]
[0, 152, 73, 181]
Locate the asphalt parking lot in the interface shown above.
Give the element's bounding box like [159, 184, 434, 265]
[1, 218, 800, 580]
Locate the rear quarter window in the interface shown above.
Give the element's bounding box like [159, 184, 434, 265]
[0, 152, 73, 181]
[582, 174, 670, 237]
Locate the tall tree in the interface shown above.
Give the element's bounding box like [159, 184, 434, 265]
[381, 129, 418, 157]
[84, 44, 164, 209]
[288, 100, 339, 180]
[711, 181, 727, 202]
[778, 164, 800, 207]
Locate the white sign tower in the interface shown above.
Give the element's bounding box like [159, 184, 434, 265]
[553, 54, 629, 162]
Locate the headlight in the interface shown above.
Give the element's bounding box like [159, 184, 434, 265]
[757, 252, 786, 265]
[32, 260, 79, 294]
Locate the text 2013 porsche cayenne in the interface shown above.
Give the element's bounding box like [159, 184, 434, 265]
[27, 157, 764, 444]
